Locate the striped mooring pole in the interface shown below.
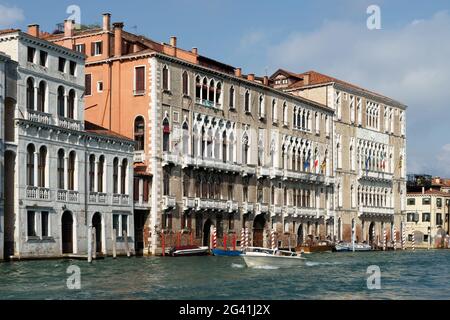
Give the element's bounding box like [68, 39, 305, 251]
[402, 223, 406, 250]
[241, 228, 245, 249]
[372, 225, 376, 250]
[271, 230, 275, 249]
[393, 226, 397, 251]
[212, 227, 217, 249]
[383, 228, 387, 251]
[245, 228, 249, 249]
[412, 230, 415, 251]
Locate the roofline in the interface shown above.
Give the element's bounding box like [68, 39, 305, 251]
[86, 51, 334, 114]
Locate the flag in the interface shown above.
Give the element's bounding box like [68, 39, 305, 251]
[320, 158, 326, 173]
[314, 159, 319, 169]
[303, 153, 310, 170]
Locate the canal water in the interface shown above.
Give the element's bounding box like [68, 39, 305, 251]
[1, 250, 449, 300]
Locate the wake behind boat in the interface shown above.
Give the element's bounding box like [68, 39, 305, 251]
[241, 247, 305, 268]
[168, 245, 210, 257]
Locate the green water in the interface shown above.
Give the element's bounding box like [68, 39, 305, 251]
[0, 250, 449, 299]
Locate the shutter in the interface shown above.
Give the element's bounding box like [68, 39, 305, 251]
[91, 42, 95, 56]
[81, 44, 86, 55]
[85, 74, 91, 96]
[135, 67, 144, 92]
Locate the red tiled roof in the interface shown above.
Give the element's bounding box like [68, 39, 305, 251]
[84, 121, 133, 141]
[408, 189, 450, 196]
[0, 29, 20, 35]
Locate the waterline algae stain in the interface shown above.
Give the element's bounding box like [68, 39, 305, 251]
[0, 251, 450, 299]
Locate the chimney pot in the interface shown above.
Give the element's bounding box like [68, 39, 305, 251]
[27, 24, 40, 37]
[192, 47, 198, 55]
[263, 76, 269, 86]
[113, 22, 124, 57]
[64, 19, 74, 38]
[303, 74, 310, 85]
[170, 36, 177, 47]
[247, 73, 255, 81]
[103, 13, 111, 31]
[234, 68, 242, 77]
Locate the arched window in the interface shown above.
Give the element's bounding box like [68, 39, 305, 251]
[113, 158, 119, 194]
[57, 149, 65, 189]
[37, 81, 46, 112]
[134, 116, 145, 151]
[195, 76, 201, 100]
[57, 86, 65, 117]
[182, 71, 189, 96]
[98, 155, 104, 193]
[202, 78, 208, 101]
[272, 99, 277, 122]
[68, 151, 76, 191]
[26, 78, 34, 110]
[216, 82, 222, 106]
[208, 79, 215, 103]
[38, 146, 47, 187]
[229, 86, 235, 109]
[162, 65, 169, 91]
[283, 102, 288, 125]
[89, 155, 95, 192]
[163, 167, 170, 196]
[259, 94, 265, 118]
[121, 159, 128, 194]
[242, 133, 249, 165]
[271, 185, 275, 205]
[228, 132, 234, 163]
[222, 131, 227, 162]
[27, 144, 35, 186]
[67, 89, 75, 119]
[244, 90, 250, 113]
[182, 122, 189, 155]
[162, 118, 170, 152]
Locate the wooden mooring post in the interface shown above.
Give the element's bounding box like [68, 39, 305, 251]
[87, 226, 92, 263]
[92, 227, 97, 260]
[123, 230, 130, 257]
[112, 228, 117, 259]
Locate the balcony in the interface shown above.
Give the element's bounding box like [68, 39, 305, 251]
[255, 203, 269, 215]
[26, 110, 52, 125]
[134, 150, 145, 163]
[162, 152, 179, 166]
[162, 195, 176, 210]
[183, 197, 196, 211]
[57, 189, 79, 203]
[270, 205, 282, 217]
[256, 167, 270, 178]
[89, 192, 107, 204]
[227, 200, 239, 213]
[240, 165, 256, 177]
[358, 169, 393, 182]
[295, 207, 320, 218]
[283, 206, 295, 216]
[57, 117, 82, 131]
[358, 206, 394, 217]
[215, 199, 228, 211]
[112, 194, 130, 205]
[182, 155, 240, 173]
[283, 170, 325, 184]
[270, 168, 284, 179]
[26, 186, 50, 200]
[242, 202, 254, 213]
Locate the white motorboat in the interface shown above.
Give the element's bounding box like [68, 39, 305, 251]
[241, 247, 305, 268]
[334, 242, 372, 252]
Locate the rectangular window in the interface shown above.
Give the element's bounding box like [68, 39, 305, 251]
[97, 81, 103, 93]
[134, 66, 145, 95]
[27, 47, 35, 63]
[228, 213, 234, 230]
[407, 198, 415, 205]
[422, 198, 431, 205]
[39, 50, 47, 67]
[437, 213, 443, 225]
[41, 211, 49, 237]
[85, 74, 92, 96]
[58, 57, 66, 72]
[407, 212, 415, 222]
[437, 198, 442, 208]
[113, 214, 120, 237]
[121, 215, 128, 236]
[195, 213, 202, 238]
[27, 211, 37, 237]
[75, 44, 86, 54]
[422, 212, 430, 222]
[424, 235, 429, 242]
[69, 61, 76, 76]
[216, 215, 223, 238]
[133, 178, 140, 202]
[92, 41, 103, 56]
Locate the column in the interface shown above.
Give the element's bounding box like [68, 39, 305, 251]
[64, 94, 68, 118]
[34, 86, 38, 111]
[34, 152, 39, 187]
[64, 156, 69, 190]
[94, 161, 98, 193]
[118, 165, 123, 194]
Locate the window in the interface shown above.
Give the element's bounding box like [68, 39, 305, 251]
[216, 215, 223, 238]
[26, 78, 34, 110]
[228, 184, 233, 200]
[162, 212, 172, 230]
[85, 74, 92, 96]
[422, 198, 431, 205]
[244, 90, 250, 113]
[407, 212, 415, 222]
[181, 213, 192, 230]
[41, 211, 49, 237]
[229, 86, 235, 109]
[216, 82, 222, 106]
[69, 61, 76, 76]
[122, 215, 128, 236]
[121, 159, 128, 194]
[57, 149, 65, 189]
[37, 81, 46, 112]
[113, 158, 119, 194]
[92, 41, 103, 56]
[38, 146, 47, 187]
[27, 47, 35, 63]
[195, 213, 203, 238]
[162, 118, 170, 152]
[163, 167, 170, 196]
[57, 86, 65, 117]
[407, 198, 415, 205]
[228, 213, 234, 230]
[283, 102, 288, 125]
[162, 65, 169, 91]
[134, 116, 145, 151]
[437, 213, 443, 225]
[272, 99, 277, 123]
[27, 144, 35, 186]
[27, 211, 37, 237]
[39, 51, 47, 67]
[67, 90, 75, 119]
[134, 66, 145, 95]
[437, 198, 442, 208]
[182, 71, 189, 96]
[75, 44, 86, 54]
[258, 95, 265, 118]
[58, 57, 66, 72]
[113, 215, 120, 236]
[422, 212, 430, 222]
[68, 151, 76, 190]
[98, 156, 104, 193]
[97, 81, 103, 92]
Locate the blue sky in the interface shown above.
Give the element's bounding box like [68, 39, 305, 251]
[2, 0, 450, 176]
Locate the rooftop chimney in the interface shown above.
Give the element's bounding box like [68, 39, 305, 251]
[247, 73, 255, 81]
[192, 47, 198, 55]
[64, 19, 74, 38]
[103, 13, 111, 31]
[303, 73, 310, 85]
[422, 187, 425, 195]
[234, 68, 242, 77]
[113, 22, 124, 57]
[263, 76, 269, 86]
[27, 24, 40, 37]
[170, 36, 177, 47]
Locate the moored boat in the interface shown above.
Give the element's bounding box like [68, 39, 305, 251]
[168, 245, 210, 257]
[211, 248, 242, 256]
[333, 242, 372, 252]
[296, 241, 335, 254]
[241, 247, 305, 268]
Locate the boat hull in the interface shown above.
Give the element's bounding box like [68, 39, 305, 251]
[169, 246, 210, 257]
[211, 249, 242, 256]
[242, 253, 305, 268]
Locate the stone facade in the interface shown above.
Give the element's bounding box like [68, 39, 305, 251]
[0, 29, 135, 260]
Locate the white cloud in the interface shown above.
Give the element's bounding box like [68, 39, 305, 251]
[0, 4, 25, 27]
[267, 11, 450, 176]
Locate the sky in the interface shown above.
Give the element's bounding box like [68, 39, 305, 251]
[1, 0, 450, 176]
